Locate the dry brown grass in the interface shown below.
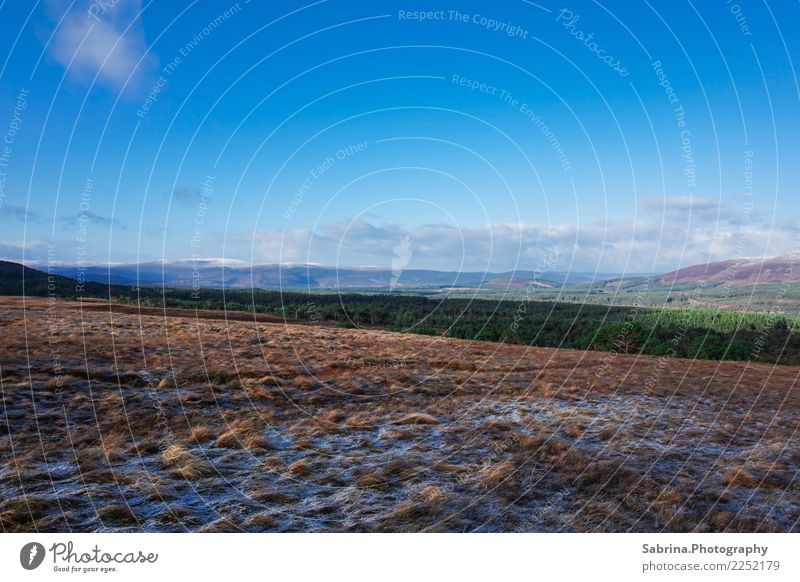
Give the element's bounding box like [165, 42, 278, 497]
[161, 445, 214, 479]
[259, 456, 285, 472]
[248, 512, 276, 528]
[286, 458, 312, 477]
[395, 413, 439, 425]
[1, 297, 799, 532]
[722, 465, 760, 488]
[189, 424, 216, 443]
[0, 497, 51, 531]
[320, 409, 347, 423]
[97, 503, 140, 525]
[344, 414, 374, 429]
[481, 459, 520, 496]
[419, 485, 448, 503]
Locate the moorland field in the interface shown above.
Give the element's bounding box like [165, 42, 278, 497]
[1, 297, 798, 532]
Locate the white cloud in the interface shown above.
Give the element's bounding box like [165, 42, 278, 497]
[230, 207, 798, 275]
[0, 205, 43, 223]
[0, 240, 51, 261]
[44, 0, 155, 90]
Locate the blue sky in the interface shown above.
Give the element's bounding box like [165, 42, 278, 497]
[0, 0, 797, 273]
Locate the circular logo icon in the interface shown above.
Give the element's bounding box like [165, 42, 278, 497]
[20, 542, 46, 570]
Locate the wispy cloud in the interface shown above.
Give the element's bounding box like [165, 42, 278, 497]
[169, 186, 201, 208]
[146, 224, 165, 237]
[65, 210, 125, 229]
[0, 205, 43, 223]
[44, 0, 156, 90]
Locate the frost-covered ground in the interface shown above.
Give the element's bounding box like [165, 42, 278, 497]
[1, 297, 798, 532]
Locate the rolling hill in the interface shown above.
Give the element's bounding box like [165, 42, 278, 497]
[658, 254, 799, 286]
[0, 260, 111, 297]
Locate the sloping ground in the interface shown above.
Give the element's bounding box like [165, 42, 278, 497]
[659, 254, 800, 286]
[0, 260, 109, 297]
[0, 297, 798, 532]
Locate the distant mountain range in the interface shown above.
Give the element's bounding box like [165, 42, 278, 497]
[6, 254, 797, 294]
[33, 259, 622, 291]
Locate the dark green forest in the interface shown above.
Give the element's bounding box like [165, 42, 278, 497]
[127, 287, 800, 365]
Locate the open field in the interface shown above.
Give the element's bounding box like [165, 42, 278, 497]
[1, 297, 799, 532]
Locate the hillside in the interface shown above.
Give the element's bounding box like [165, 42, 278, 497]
[659, 255, 799, 286]
[0, 260, 110, 297]
[1, 296, 797, 532]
